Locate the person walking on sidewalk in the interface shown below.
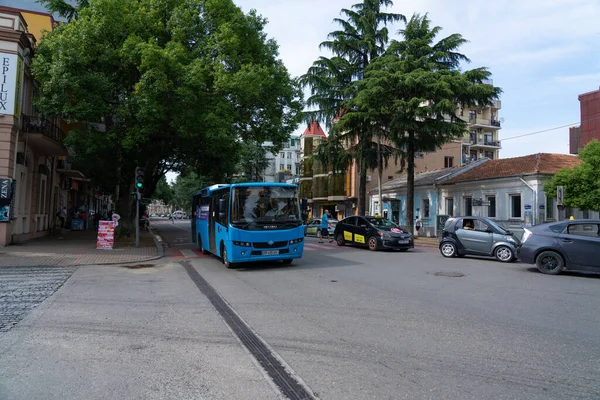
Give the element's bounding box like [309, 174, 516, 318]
[318, 209, 333, 243]
[415, 215, 422, 237]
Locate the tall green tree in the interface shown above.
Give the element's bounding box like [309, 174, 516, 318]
[355, 13, 501, 231]
[171, 172, 206, 211]
[154, 176, 174, 206]
[544, 140, 600, 212]
[37, 0, 89, 21]
[301, 0, 405, 215]
[33, 0, 302, 220]
[235, 141, 271, 182]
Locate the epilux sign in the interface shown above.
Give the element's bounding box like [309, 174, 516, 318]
[0, 53, 18, 116]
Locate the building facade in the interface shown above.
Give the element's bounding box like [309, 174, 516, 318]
[263, 135, 302, 183]
[369, 153, 586, 237]
[570, 86, 600, 154]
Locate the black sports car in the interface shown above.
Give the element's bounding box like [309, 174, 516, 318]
[333, 216, 414, 251]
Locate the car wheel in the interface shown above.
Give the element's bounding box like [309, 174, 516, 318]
[198, 234, 209, 255]
[440, 242, 457, 258]
[494, 245, 514, 263]
[222, 246, 235, 269]
[535, 251, 564, 275]
[368, 236, 379, 251]
[282, 259, 293, 265]
[336, 234, 345, 246]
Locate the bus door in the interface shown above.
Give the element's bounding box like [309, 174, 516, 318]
[209, 195, 217, 253]
[191, 195, 199, 243]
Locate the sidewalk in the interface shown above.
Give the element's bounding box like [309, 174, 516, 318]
[413, 236, 439, 248]
[0, 227, 163, 267]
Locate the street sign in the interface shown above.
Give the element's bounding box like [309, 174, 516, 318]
[557, 186, 564, 204]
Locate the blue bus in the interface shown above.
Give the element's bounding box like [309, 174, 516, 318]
[191, 182, 305, 268]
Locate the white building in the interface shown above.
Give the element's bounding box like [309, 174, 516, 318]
[262, 136, 302, 182]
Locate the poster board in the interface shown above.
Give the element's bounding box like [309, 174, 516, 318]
[96, 221, 115, 249]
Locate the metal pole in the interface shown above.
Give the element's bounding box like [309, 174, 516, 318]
[135, 188, 140, 248]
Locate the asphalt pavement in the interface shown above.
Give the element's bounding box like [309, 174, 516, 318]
[0, 218, 598, 399]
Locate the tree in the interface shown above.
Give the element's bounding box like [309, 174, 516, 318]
[170, 172, 206, 211]
[354, 13, 501, 232]
[33, 0, 302, 221]
[300, 0, 405, 215]
[544, 140, 600, 212]
[154, 176, 174, 206]
[235, 141, 271, 182]
[37, 0, 89, 21]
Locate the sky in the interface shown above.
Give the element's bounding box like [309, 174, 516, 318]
[12, 0, 600, 169]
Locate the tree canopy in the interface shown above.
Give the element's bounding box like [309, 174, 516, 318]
[544, 140, 600, 213]
[33, 0, 302, 217]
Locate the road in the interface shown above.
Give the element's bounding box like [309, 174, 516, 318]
[0, 218, 598, 399]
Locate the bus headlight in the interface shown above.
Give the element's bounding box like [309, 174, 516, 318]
[289, 238, 304, 245]
[233, 241, 252, 247]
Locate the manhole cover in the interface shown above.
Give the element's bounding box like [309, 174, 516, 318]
[434, 271, 465, 277]
[123, 264, 154, 269]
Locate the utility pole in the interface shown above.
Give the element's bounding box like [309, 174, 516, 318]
[134, 167, 145, 248]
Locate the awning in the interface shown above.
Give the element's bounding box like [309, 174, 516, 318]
[57, 169, 86, 179]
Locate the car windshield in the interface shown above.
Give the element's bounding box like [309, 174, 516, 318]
[365, 217, 397, 228]
[231, 186, 301, 225]
[484, 218, 509, 233]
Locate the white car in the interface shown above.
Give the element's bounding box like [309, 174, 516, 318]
[171, 211, 188, 219]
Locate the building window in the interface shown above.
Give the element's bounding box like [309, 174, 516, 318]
[446, 198, 454, 216]
[469, 110, 477, 121]
[287, 152, 292, 159]
[510, 194, 522, 218]
[279, 152, 284, 159]
[295, 165, 300, 175]
[286, 164, 292, 171]
[484, 132, 493, 145]
[464, 197, 472, 216]
[470, 130, 477, 144]
[487, 195, 496, 218]
[546, 196, 555, 220]
[484, 151, 494, 159]
[444, 156, 454, 168]
[422, 198, 430, 218]
[290, 139, 295, 147]
[279, 164, 284, 171]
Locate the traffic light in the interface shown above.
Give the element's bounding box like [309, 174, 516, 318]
[135, 167, 145, 190]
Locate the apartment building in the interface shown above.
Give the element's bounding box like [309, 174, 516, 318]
[263, 135, 302, 182]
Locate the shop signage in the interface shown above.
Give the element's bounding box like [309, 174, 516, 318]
[0, 178, 14, 222]
[0, 53, 19, 116]
[97, 221, 115, 249]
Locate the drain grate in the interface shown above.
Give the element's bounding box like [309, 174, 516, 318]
[434, 271, 465, 277]
[181, 261, 316, 400]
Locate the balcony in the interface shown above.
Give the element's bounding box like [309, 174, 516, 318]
[21, 115, 68, 156]
[470, 140, 501, 149]
[468, 117, 502, 129]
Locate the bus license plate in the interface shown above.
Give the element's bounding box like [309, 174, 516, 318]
[262, 250, 279, 255]
[398, 239, 410, 244]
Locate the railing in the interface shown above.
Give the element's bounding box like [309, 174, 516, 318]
[471, 140, 501, 147]
[468, 117, 501, 128]
[21, 115, 67, 144]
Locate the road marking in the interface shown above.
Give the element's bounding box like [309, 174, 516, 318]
[181, 261, 318, 400]
[179, 249, 197, 258]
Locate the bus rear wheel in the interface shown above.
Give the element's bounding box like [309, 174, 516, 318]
[222, 246, 236, 269]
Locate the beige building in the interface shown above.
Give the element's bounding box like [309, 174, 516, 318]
[0, 6, 84, 246]
[366, 99, 503, 212]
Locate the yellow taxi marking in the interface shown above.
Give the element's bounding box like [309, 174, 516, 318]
[354, 234, 365, 244]
[344, 231, 353, 241]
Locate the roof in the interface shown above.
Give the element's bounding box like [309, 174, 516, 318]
[301, 121, 326, 138]
[441, 153, 581, 185]
[377, 163, 473, 192]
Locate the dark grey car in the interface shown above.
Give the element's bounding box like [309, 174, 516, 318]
[439, 216, 519, 262]
[517, 219, 600, 275]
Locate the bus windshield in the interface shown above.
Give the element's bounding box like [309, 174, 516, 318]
[231, 186, 301, 229]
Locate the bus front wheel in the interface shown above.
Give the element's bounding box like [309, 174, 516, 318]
[198, 234, 209, 255]
[222, 245, 236, 269]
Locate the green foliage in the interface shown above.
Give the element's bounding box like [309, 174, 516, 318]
[33, 0, 303, 207]
[154, 176, 173, 206]
[170, 172, 206, 211]
[36, 0, 89, 21]
[234, 141, 271, 182]
[543, 140, 600, 212]
[300, 0, 405, 215]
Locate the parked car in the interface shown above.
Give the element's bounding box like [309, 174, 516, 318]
[439, 216, 519, 262]
[305, 219, 338, 237]
[333, 216, 413, 251]
[172, 210, 188, 219]
[517, 219, 600, 275]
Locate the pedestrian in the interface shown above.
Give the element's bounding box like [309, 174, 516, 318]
[415, 215, 422, 236]
[80, 210, 88, 230]
[319, 209, 333, 243]
[170, 212, 175, 224]
[56, 207, 66, 229]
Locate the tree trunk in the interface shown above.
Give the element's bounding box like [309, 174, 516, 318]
[358, 161, 367, 216]
[406, 132, 415, 234]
